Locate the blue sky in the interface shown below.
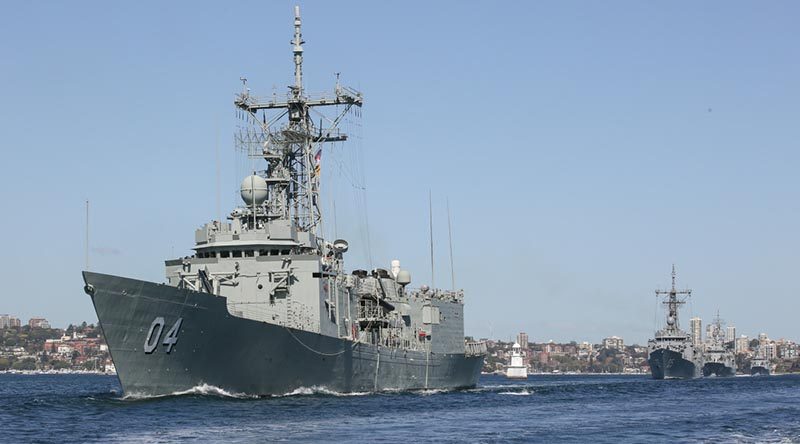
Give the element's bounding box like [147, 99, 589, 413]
[1, 1, 797, 344]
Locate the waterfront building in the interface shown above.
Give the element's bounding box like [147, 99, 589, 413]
[517, 332, 529, 351]
[0, 314, 9, 328]
[763, 342, 777, 360]
[725, 326, 736, 343]
[28, 318, 50, 329]
[538, 351, 550, 364]
[690, 317, 702, 346]
[782, 344, 797, 359]
[735, 335, 749, 354]
[602, 336, 624, 350]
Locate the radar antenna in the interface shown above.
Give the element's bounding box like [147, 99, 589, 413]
[655, 264, 692, 333]
[233, 6, 363, 241]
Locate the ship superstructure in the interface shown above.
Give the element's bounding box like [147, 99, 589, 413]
[647, 266, 703, 379]
[701, 312, 736, 377]
[82, 6, 485, 397]
[505, 343, 528, 379]
[750, 354, 771, 376]
[751, 343, 772, 376]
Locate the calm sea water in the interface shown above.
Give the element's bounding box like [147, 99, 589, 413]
[1, 373, 799, 443]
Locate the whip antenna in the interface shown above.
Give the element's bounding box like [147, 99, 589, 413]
[447, 198, 455, 290]
[429, 190, 435, 288]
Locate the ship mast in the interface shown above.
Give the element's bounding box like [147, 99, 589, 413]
[233, 6, 363, 241]
[655, 264, 692, 333]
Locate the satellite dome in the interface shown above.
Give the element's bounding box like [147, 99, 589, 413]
[240, 175, 268, 206]
[667, 316, 675, 326]
[396, 270, 411, 286]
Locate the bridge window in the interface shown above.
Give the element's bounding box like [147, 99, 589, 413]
[244, 250, 254, 257]
[220, 251, 230, 258]
[232, 250, 242, 258]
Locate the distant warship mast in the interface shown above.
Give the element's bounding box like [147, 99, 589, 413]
[233, 6, 363, 242]
[656, 265, 692, 333]
[710, 310, 725, 343]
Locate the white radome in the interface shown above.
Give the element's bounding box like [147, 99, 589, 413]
[240, 175, 268, 205]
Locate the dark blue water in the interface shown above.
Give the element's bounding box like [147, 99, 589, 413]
[1, 373, 799, 443]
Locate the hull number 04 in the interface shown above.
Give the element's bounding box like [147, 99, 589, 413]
[144, 317, 183, 354]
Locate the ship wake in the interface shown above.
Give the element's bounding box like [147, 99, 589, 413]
[122, 384, 258, 400]
[498, 389, 532, 396]
[274, 386, 372, 397]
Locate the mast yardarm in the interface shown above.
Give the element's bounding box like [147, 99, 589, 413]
[655, 264, 692, 332]
[233, 6, 363, 239]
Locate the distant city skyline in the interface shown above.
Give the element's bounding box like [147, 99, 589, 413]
[1, 1, 799, 344]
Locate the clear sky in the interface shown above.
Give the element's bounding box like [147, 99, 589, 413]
[1, 1, 798, 345]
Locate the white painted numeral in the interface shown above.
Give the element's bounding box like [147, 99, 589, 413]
[144, 317, 165, 354]
[162, 318, 183, 354]
[143, 317, 183, 354]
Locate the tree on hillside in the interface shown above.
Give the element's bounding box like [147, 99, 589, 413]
[11, 358, 36, 371]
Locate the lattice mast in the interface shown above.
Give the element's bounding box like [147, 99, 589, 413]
[655, 264, 692, 333]
[233, 6, 363, 240]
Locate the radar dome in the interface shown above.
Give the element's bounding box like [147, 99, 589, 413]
[396, 270, 411, 286]
[240, 175, 268, 206]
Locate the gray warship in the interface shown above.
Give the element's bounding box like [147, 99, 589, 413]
[750, 355, 771, 376]
[647, 266, 703, 379]
[701, 313, 736, 377]
[82, 7, 486, 397]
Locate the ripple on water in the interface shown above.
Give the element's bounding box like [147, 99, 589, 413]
[1, 373, 800, 443]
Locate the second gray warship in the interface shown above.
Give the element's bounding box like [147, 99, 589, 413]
[702, 313, 736, 377]
[750, 356, 771, 376]
[647, 266, 703, 379]
[82, 7, 485, 397]
[751, 342, 772, 376]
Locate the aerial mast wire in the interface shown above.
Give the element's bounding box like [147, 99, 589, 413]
[85, 200, 89, 271]
[447, 198, 455, 290]
[429, 190, 435, 288]
[215, 120, 221, 224]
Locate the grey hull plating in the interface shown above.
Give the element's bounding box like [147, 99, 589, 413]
[84, 272, 483, 396]
[648, 349, 699, 380]
[702, 363, 735, 378]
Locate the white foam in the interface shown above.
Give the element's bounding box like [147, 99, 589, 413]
[122, 383, 256, 400]
[171, 383, 256, 398]
[274, 386, 371, 397]
[419, 388, 449, 396]
[499, 390, 532, 396]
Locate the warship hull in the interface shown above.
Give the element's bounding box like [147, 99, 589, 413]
[702, 362, 735, 377]
[648, 349, 699, 380]
[84, 272, 483, 397]
[751, 366, 770, 376]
